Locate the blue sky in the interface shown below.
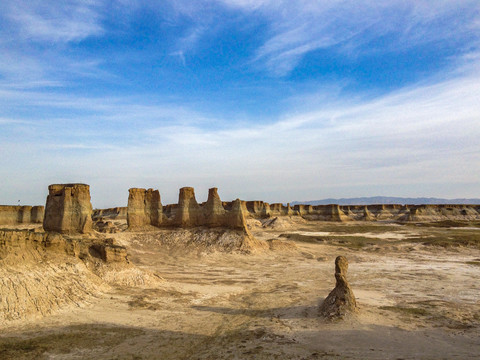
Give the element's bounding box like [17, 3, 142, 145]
[0, 0, 479, 207]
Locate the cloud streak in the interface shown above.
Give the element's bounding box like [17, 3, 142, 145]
[214, 0, 480, 75]
[3, 56, 478, 206]
[0, 1, 479, 206]
[2, 0, 104, 43]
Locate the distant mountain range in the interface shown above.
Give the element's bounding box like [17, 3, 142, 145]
[291, 197, 480, 206]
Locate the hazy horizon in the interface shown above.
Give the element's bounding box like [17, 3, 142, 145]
[1, 1, 479, 208]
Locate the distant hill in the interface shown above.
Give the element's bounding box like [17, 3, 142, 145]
[291, 197, 480, 206]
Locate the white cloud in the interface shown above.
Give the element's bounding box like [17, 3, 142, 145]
[1, 63, 479, 205]
[0, 0, 479, 206]
[214, 0, 480, 75]
[3, 0, 104, 43]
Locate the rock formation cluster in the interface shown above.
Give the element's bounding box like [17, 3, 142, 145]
[43, 184, 93, 234]
[1, 184, 480, 228]
[1, 183, 127, 264]
[320, 256, 358, 319]
[127, 187, 248, 231]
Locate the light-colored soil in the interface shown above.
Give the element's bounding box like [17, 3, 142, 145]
[1, 220, 480, 359]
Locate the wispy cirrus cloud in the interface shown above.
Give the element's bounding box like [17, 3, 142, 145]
[0, 0, 109, 90]
[0, 1, 479, 206]
[0, 59, 479, 205]
[1, 0, 104, 43]
[213, 0, 480, 76]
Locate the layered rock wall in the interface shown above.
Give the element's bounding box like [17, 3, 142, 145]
[127, 188, 163, 229]
[0, 229, 127, 263]
[43, 184, 93, 234]
[0, 205, 44, 225]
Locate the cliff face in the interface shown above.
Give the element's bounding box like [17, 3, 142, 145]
[0, 228, 129, 322]
[0, 205, 44, 225]
[0, 229, 127, 264]
[238, 202, 480, 222]
[43, 184, 93, 234]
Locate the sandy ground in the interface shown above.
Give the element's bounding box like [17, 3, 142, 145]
[1, 220, 480, 359]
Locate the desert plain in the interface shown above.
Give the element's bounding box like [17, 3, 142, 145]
[1, 186, 480, 359]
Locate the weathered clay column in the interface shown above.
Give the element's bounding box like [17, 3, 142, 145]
[329, 204, 347, 221]
[363, 205, 373, 221]
[43, 183, 93, 234]
[226, 199, 248, 230]
[204, 187, 226, 227]
[319, 256, 358, 319]
[175, 187, 202, 227]
[127, 188, 163, 229]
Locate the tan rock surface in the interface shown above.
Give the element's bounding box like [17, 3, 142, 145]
[225, 199, 248, 230]
[0, 205, 44, 225]
[43, 184, 93, 234]
[127, 188, 163, 229]
[174, 187, 202, 227]
[204, 187, 226, 227]
[320, 255, 358, 319]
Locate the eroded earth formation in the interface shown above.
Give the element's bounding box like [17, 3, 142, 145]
[319, 256, 358, 319]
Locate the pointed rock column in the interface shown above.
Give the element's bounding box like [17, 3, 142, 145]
[175, 187, 202, 227]
[363, 206, 373, 221]
[226, 199, 248, 230]
[320, 256, 358, 319]
[204, 187, 226, 227]
[43, 183, 93, 234]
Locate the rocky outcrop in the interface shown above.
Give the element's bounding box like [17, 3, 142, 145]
[31, 205, 44, 223]
[329, 204, 348, 221]
[269, 203, 289, 216]
[362, 205, 374, 221]
[320, 256, 358, 319]
[43, 184, 93, 234]
[247, 203, 480, 222]
[92, 207, 127, 221]
[0, 205, 44, 225]
[205, 188, 226, 227]
[0, 229, 127, 264]
[407, 204, 480, 222]
[225, 199, 248, 230]
[95, 188, 480, 229]
[174, 187, 203, 227]
[90, 239, 128, 262]
[127, 188, 163, 229]
[125, 187, 251, 231]
[0, 228, 131, 322]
